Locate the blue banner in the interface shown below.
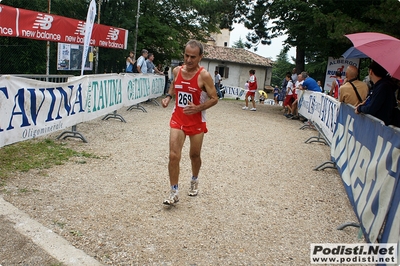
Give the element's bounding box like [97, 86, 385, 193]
[331, 103, 400, 244]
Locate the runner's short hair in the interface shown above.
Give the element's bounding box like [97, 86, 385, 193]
[186, 40, 204, 55]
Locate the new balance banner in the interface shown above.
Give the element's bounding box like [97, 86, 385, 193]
[331, 103, 400, 243]
[0, 4, 128, 49]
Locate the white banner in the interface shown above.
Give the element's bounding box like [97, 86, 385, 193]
[222, 84, 246, 100]
[298, 90, 340, 144]
[0, 74, 164, 147]
[81, 0, 96, 76]
[323, 57, 360, 93]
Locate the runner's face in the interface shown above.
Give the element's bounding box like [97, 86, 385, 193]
[184, 45, 202, 70]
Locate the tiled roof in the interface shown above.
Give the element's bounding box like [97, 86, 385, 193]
[202, 44, 273, 67]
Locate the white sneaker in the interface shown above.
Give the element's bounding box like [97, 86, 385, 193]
[188, 179, 199, 196]
[242, 106, 248, 110]
[250, 108, 256, 111]
[163, 190, 179, 205]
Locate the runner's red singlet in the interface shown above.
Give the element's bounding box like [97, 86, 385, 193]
[171, 66, 208, 127]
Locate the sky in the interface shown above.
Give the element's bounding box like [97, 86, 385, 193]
[229, 23, 296, 62]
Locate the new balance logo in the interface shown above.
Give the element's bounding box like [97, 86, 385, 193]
[106, 28, 119, 41]
[75, 21, 86, 36]
[33, 14, 53, 30]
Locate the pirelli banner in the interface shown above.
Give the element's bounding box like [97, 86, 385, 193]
[0, 74, 164, 147]
[0, 4, 128, 49]
[331, 103, 400, 246]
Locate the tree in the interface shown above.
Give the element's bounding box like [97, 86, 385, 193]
[0, 0, 243, 74]
[238, 0, 400, 75]
[232, 37, 246, 48]
[271, 49, 293, 87]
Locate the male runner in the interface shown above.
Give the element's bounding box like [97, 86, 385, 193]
[161, 40, 218, 205]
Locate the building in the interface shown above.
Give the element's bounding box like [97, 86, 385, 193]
[201, 43, 272, 92]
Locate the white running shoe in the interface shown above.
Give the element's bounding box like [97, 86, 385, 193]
[188, 179, 199, 196]
[163, 190, 179, 205]
[250, 108, 256, 111]
[242, 106, 248, 110]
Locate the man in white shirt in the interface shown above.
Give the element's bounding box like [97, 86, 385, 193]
[214, 71, 223, 99]
[136, 49, 149, 73]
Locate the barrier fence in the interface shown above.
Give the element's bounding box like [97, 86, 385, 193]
[298, 90, 400, 261]
[1, 78, 399, 259]
[0, 73, 165, 147]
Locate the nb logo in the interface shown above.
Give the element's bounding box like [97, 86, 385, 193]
[75, 22, 86, 35]
[33, 14, 53, 30]
[107, 28, 119, 41]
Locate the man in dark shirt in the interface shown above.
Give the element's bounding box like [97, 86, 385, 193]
[355, 61, 397, 126]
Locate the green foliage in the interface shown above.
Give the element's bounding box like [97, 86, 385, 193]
[0, 139, 95, 180]
[232, 37, 246, 48]
[271, 49, 294, 87]
[237, 0, 400, 73]
[1, 0, 242, 74]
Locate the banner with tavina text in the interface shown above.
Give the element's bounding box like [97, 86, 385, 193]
[331, 103, 400, 244]
[0, 74, 164, 147]
[222, 85, 246, 100]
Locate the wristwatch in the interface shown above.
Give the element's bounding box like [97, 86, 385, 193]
[165, 94, 173, 99]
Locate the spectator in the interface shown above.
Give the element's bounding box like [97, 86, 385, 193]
[279, 71, 291, 107]
[242, 69, 257, 111]
[355, 61, 398, 126]
[214, 71, 223, 99]
[259, 91, 266, 104]
[136, 49, 148, 73]
[339, 65, 369, 106]
[273, 85, 280, 105]
[299, 72, 322, 92]
[146, 53, 163, 74]
[163, 66, 170, 95]
[291, 68, 298, 83]
[329, 70, 344, 99]
[125, 51, 135, 73]
[317, 80, 325, 93]
[283, 73, 294, 117]
[288, 73, 305, 120]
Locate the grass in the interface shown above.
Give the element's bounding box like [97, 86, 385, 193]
[0, 139, 96, 180]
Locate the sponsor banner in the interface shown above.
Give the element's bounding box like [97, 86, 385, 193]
[310, 243, 397, 264]
[298, 90, 339, 143]
[323, 57, 360, 93]
[380, 180, 400, 265]
[123, 73, 165, 106]
[57, 43, 93, 71]
[222, 85, 246, 100]
[297, 90, 313, 120]
[331, 103, 400, 244]
[81, 0, 96, 75]
[0, 4, 128, 49]
[311, 93, 339, 144]
[0, 5, 18, 37]
[0, 74, 164, 147]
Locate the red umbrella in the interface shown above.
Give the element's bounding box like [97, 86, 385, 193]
[345, 32, 400, 79]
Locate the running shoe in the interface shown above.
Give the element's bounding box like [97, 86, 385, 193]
[188, 179, 199, 196]
[163, 190, 179, 205]
[250, 108, 256, 111]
